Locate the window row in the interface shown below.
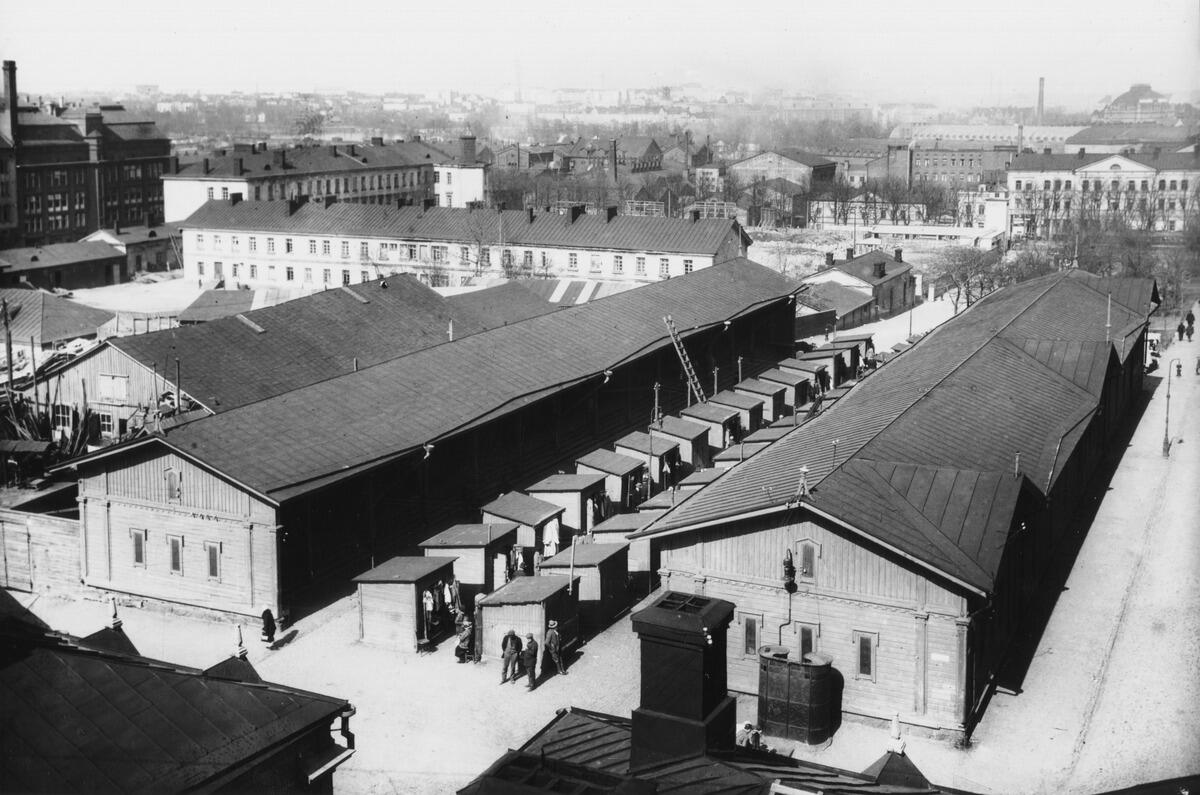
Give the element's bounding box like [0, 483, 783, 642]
[1015, 178, 1190, 192]
[196, 261, 362, 286]
[741, 614, 877, 681]
[129, 528, 222, 580]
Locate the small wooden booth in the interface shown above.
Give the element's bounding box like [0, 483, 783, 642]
[354, 556, 458, 652]
[481, 492, 565, 573]
[712, 441, 770, 469]
[679, 403, 740, 452]
[777, 358, 830, 394]
[638, 488, 691, 512]
[649, 415, 712, 472]
[733, 378, 787, 423]
[477, 575, 580, 669]
[758, 367, 810, 410]
[539, 542, 629, 632]
[816, 340, 862, 379]
[575, 449, 645, 510]
[833, 331, 875, 365]
[677, 467, 723, 493]
[419, 523, 518, 610]
[590, 510, 664, 580]
[525, 473, 608, 535]
[707, 390, 763, 438]
[613, 430, 681, 492]
[745, 425, 793, 443]
[792, 348, 849, 387]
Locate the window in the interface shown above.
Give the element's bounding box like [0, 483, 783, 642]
[568, 252, 578, 271]
[853, 631, 877, 681]
[742, 614, 761, 656]
[1159, 180, 1167, 191]
[303, 267, 312, 282]
[98, 374, 129, 402]
[636, 256, 646, 275]
[360, 242, 369, 258]
[341, 241, 350, 258]
[267, 265, 276, 280]
[659, 258, 670, 278]
[323, 268, 331, 284]
[99, 412, 114, 437]
[1182, 180, 1190, 192]
[205, 541, 221, 580]
[232, 263, 239, 277]
[206, 187, 214, 199]
[683, 259, 694, 274]
[614, 255, 623, 274]
[212, 234, 222, 250]
[378, 244, 390, 261]
[342, 270, 351, 285]
[168, 535, 183, 575]
[1082, 180, 1089, 192]
[589, 254, 601, 273]
[308, 239, 317, 255]
[266, 238, 274, 254]
[197, 261, 205, 276]
[322, 240, 331, 256]
[407, 245, 417, 260]
[1043, 180, 1051, 190]
[446, 171, 452, 185]
[286, 266, 294, 281]
[249, 264, 258, 279]
[1128, 181, 1136, 192]
[798, 623, 819, 659]
[196, 233, 204, 250]
[1014, 180, 1022, 191]
[361, 270, 369, 282]
[221, 187, 229, 200]
[798, 540, 818, 580]
[231, 235, 240, 252]
[523, 250, 534, 270]
[460, 246, 469, 263]
[52, 404, 72, 432]
[432, 246, 447, 263]
[1064, 180, 1072, 190]
[131, 529, 146, 567]
[481, 248, 491, 267]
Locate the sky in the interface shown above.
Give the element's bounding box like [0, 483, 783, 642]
[2, 0, 1198, 109]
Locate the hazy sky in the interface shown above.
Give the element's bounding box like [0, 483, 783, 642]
[3, 0, 1197, 108]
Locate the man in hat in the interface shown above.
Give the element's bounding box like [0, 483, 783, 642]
[545, 620, 566, 675]
[500, 629, 522, 683]
[521, 632, 539, 690]
[454, 619, 473, 663]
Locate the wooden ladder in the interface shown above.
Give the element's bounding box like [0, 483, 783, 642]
[664, 315, 706, 404]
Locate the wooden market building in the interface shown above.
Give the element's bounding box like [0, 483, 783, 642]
[419, 522, 519, 610]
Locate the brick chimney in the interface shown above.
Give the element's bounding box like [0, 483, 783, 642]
[874, 259, 887, 279]
[461, 135, 476, 165]
[202, 158, 210, 175]
[825, 251, 835, 267]
[2, 61, 17, 149]
[527, 207, 535, 224]
[630, 591, 737, 771]
[846, 247, 854, 260]
[607, 206, 619, 223]
[611, 138, 619, 184]
[229, 192, 243, 206]
[233, 157, 243, 176]
[894, 248, 903, 263]
[568, 204, 586, 224]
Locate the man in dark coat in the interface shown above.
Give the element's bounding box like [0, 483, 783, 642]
[500, 629, 522, 683]
[545, 620, 566, 675]
[521, 632, 539, 690]
[260, 607, 276, 644]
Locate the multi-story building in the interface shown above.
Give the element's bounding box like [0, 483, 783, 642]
[1006, 149, 1200, 238]
[433, 135, 488, 208]
[179, 198, 751, 288]
[891, 123, 1087, 153]
[910, 143, 1016, 187]
[727, 149, 836, 192]
[1064, 123, 1197, 155]
[0, 60, 170, 248]
[1097, 84, 1177, 124]
[161, 136, 462, 221]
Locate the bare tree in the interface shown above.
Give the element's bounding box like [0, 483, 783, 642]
[929, 246, 997, 312]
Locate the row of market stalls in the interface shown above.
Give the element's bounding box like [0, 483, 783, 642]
[350, 332, 876, 674]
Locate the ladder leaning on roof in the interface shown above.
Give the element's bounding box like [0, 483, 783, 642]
[664, 315, 706, 404]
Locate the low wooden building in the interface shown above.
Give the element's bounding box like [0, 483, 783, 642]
[815, 340, 862, 378]
[575, 450, 645, 511]
[648, 415, 711, 473]
[589, 510, 664, 575]
[612, 431, 681, 491]
[638, 272, 1157, 740]
[525, 474, 608, 536]
[791, 349, 850, 387]
[757, 367, 811, 410]
[733, 378, 787, 423]
[0, 242, 128, 290]
[833, 331, 876, 364]
[777, 357, 831, 393]
[707, 390, 763, 437]
[419, 523, 518, 610]
[481, 492, 565, 572]
[712, 441, 770, 469]
[679, 403, 739, 452]
[354, 556, 458, 651]
[677, 468, 723, 493]
[539, 542, 630, 631]
[477, 576, 580, 671]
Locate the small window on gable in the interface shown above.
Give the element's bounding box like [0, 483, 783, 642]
[131, 528, 146, 567]
[741, 613, 762, 656]
[164, 467, 181, 502]
[168, 535, 183, 574]
[798, 623, 819, 659]
[205, 541, 221, 580]
[853, 631, 877, 681]
[797, 539, 819, 581]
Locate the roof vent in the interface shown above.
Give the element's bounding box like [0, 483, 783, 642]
[235, 314, 265, 333]
[340, 285, 369, 303]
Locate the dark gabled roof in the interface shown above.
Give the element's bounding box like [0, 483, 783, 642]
[576, 449, 645, 477]
[680, 402, 739, 424]
[649, 415, 709, 441]
[64, 261, 794, 503]
[637, 272, 1155, 595]
[590, 510, 664, 534]
[1107, 83, 1169, 108]
[613, 430, 677, 457]
[735, 378, 786, 398]
[177, 288, 263, 323]
[110, 276, 485, 412]
[482, 492, 565, 526]
[1066, 123, 1195, 145]
[758, 367, 807, 387]
[834, 250, 912, 285]
[1010, 151, 1200, 172]
[808, 282, 875, 316]
[0, 242, 123, 272]
[0, 623, 348, 794]
[353, 555, 457, 583]
[164, 140, 451, 180]
[477, 576, 573, 606]
[738, 147, 836, 169]
[541, 542, 627, 567]
[181, 199, 747, 257]
[0, 289, 113, 346]
[420, 523, 519, 548]
[445, 282, 560, 328]
[709, 389, 765, 411]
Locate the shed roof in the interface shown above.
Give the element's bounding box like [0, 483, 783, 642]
[481, 492, 564, 526]
[736, 378, 787, 397]
[541, 542, 628, 567]
[636, 272, 1154, 595]
[527, 473, 607, 493]
[777, 358, 827, 374]
[613, 430, 678, 457]
[649, 415, 709, 441]
[680, 402, 739, 424]
[709, 390, 765, 411]
[419, 523, 519, 548]
[353, 556, 457, 583]
[590, 510, 665, 533]
[758, 367, 807, 387]
[0, 242, 123, 272]
[576, 449, 645, 477]
[477, 576, 574, 605]
[0, 289, 113, 346]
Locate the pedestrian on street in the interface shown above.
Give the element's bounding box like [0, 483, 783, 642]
[454, 620, 473, 663]
[545, 620, 567, 675]
[500, 629, 522, 683]
[521, 632, 539, 690]
[1178, 321, 1186, 342]
[1188, 325, 1195, 343]
[1187, 309, 1195, 327]
[260, 606, 276, 644]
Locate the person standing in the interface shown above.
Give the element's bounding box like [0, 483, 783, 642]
[521, 632, 539, 690]
[1178, 321, 1187, 342]
[455, 620, 473, 663]
[260, 607, 276, 645]
[545, 620, 566, 675]
[500, 629, 522, 683]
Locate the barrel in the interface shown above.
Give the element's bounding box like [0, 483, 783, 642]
[757, 646, 791, 739]
[757, 647, 835, 744]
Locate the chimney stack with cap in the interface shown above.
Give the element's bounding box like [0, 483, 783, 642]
[846, 247, 855, 260]
[874, 260, 887, 279]
[568, 204, 586, 224]
[202, 158, 210, 175]
[629, 591, 737, 771]
[825, 251, 835, 267]
[894, 248, 903, 263]
[2, 61, 17, 149]
[461, 134, 476, 165]
[607, 206, 619, 223]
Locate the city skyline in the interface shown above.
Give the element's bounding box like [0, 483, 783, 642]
[2, 0, 1198, 109]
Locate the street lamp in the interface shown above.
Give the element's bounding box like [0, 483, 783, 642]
[1164, 358, 1181, 457]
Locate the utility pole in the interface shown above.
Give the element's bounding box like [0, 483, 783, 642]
[737, 356, 744, 382]
[712, 366, 719, 396]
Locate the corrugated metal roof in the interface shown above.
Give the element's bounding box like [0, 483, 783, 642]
[639, 272, 1153, 594]
[181, 199, 746, 257]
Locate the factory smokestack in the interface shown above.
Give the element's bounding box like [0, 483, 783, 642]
[1037, 77, 1045, 126]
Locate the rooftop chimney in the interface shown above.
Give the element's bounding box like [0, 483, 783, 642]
[422, 197, 436, 211]
[461, 134, 476, 165]
[202, 157, 210, 175]
[3, 61, 17, 149]
[371, 136, 384, 146]
[329, 144, 338, 157]
[287, 195, 308, 215]
[527, 207, 535, 224]
[229, 192, 243, 206]
[1037, 77, 1045, 126]
[1077, 148, 1086, 158]
[611, 138, 619, 185]
[874, 260, 887, 279]
[169, 155, 179, 174]
[846, 247, 855, 260]
[607, 206, 619, 223]
[894, 247, 903, 263]
[1043, 147, 1052, 156]
[630, 591, 736, 771]
[568, 204, 586, 224]
[825, 251, 835, 267]
[690, 210, 700, 223]
[233, 157, 243, 176]
[84, 110, 102, 136]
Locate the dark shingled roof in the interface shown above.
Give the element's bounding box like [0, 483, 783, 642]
[1009, 150, 1200, 172]
[649, 415, 709, 441]
[353, 556, 457, 583]
[164, 140, 452, 180]
[637, 271, 1155, 595]
[445, 282, 559, 328]
[181, 199, 749, 258]
[0, 242, 123, 272]
[808, 282, 875, 316]
[833, 249, 912, 285]
[0, 289, 113, 346]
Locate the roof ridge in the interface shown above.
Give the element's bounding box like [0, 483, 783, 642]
[996, 336, 1112, 396]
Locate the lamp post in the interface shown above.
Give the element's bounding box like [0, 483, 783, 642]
[1164, 358, 1181, 457]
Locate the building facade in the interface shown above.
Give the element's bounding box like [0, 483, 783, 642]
[179, 198, 751, 288]
[728, 149, 837, 191]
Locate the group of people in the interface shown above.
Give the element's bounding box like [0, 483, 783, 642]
[1176, 308, 1195, 344]
[421, 577, 463, 639]
[499, 620, 567, 690]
